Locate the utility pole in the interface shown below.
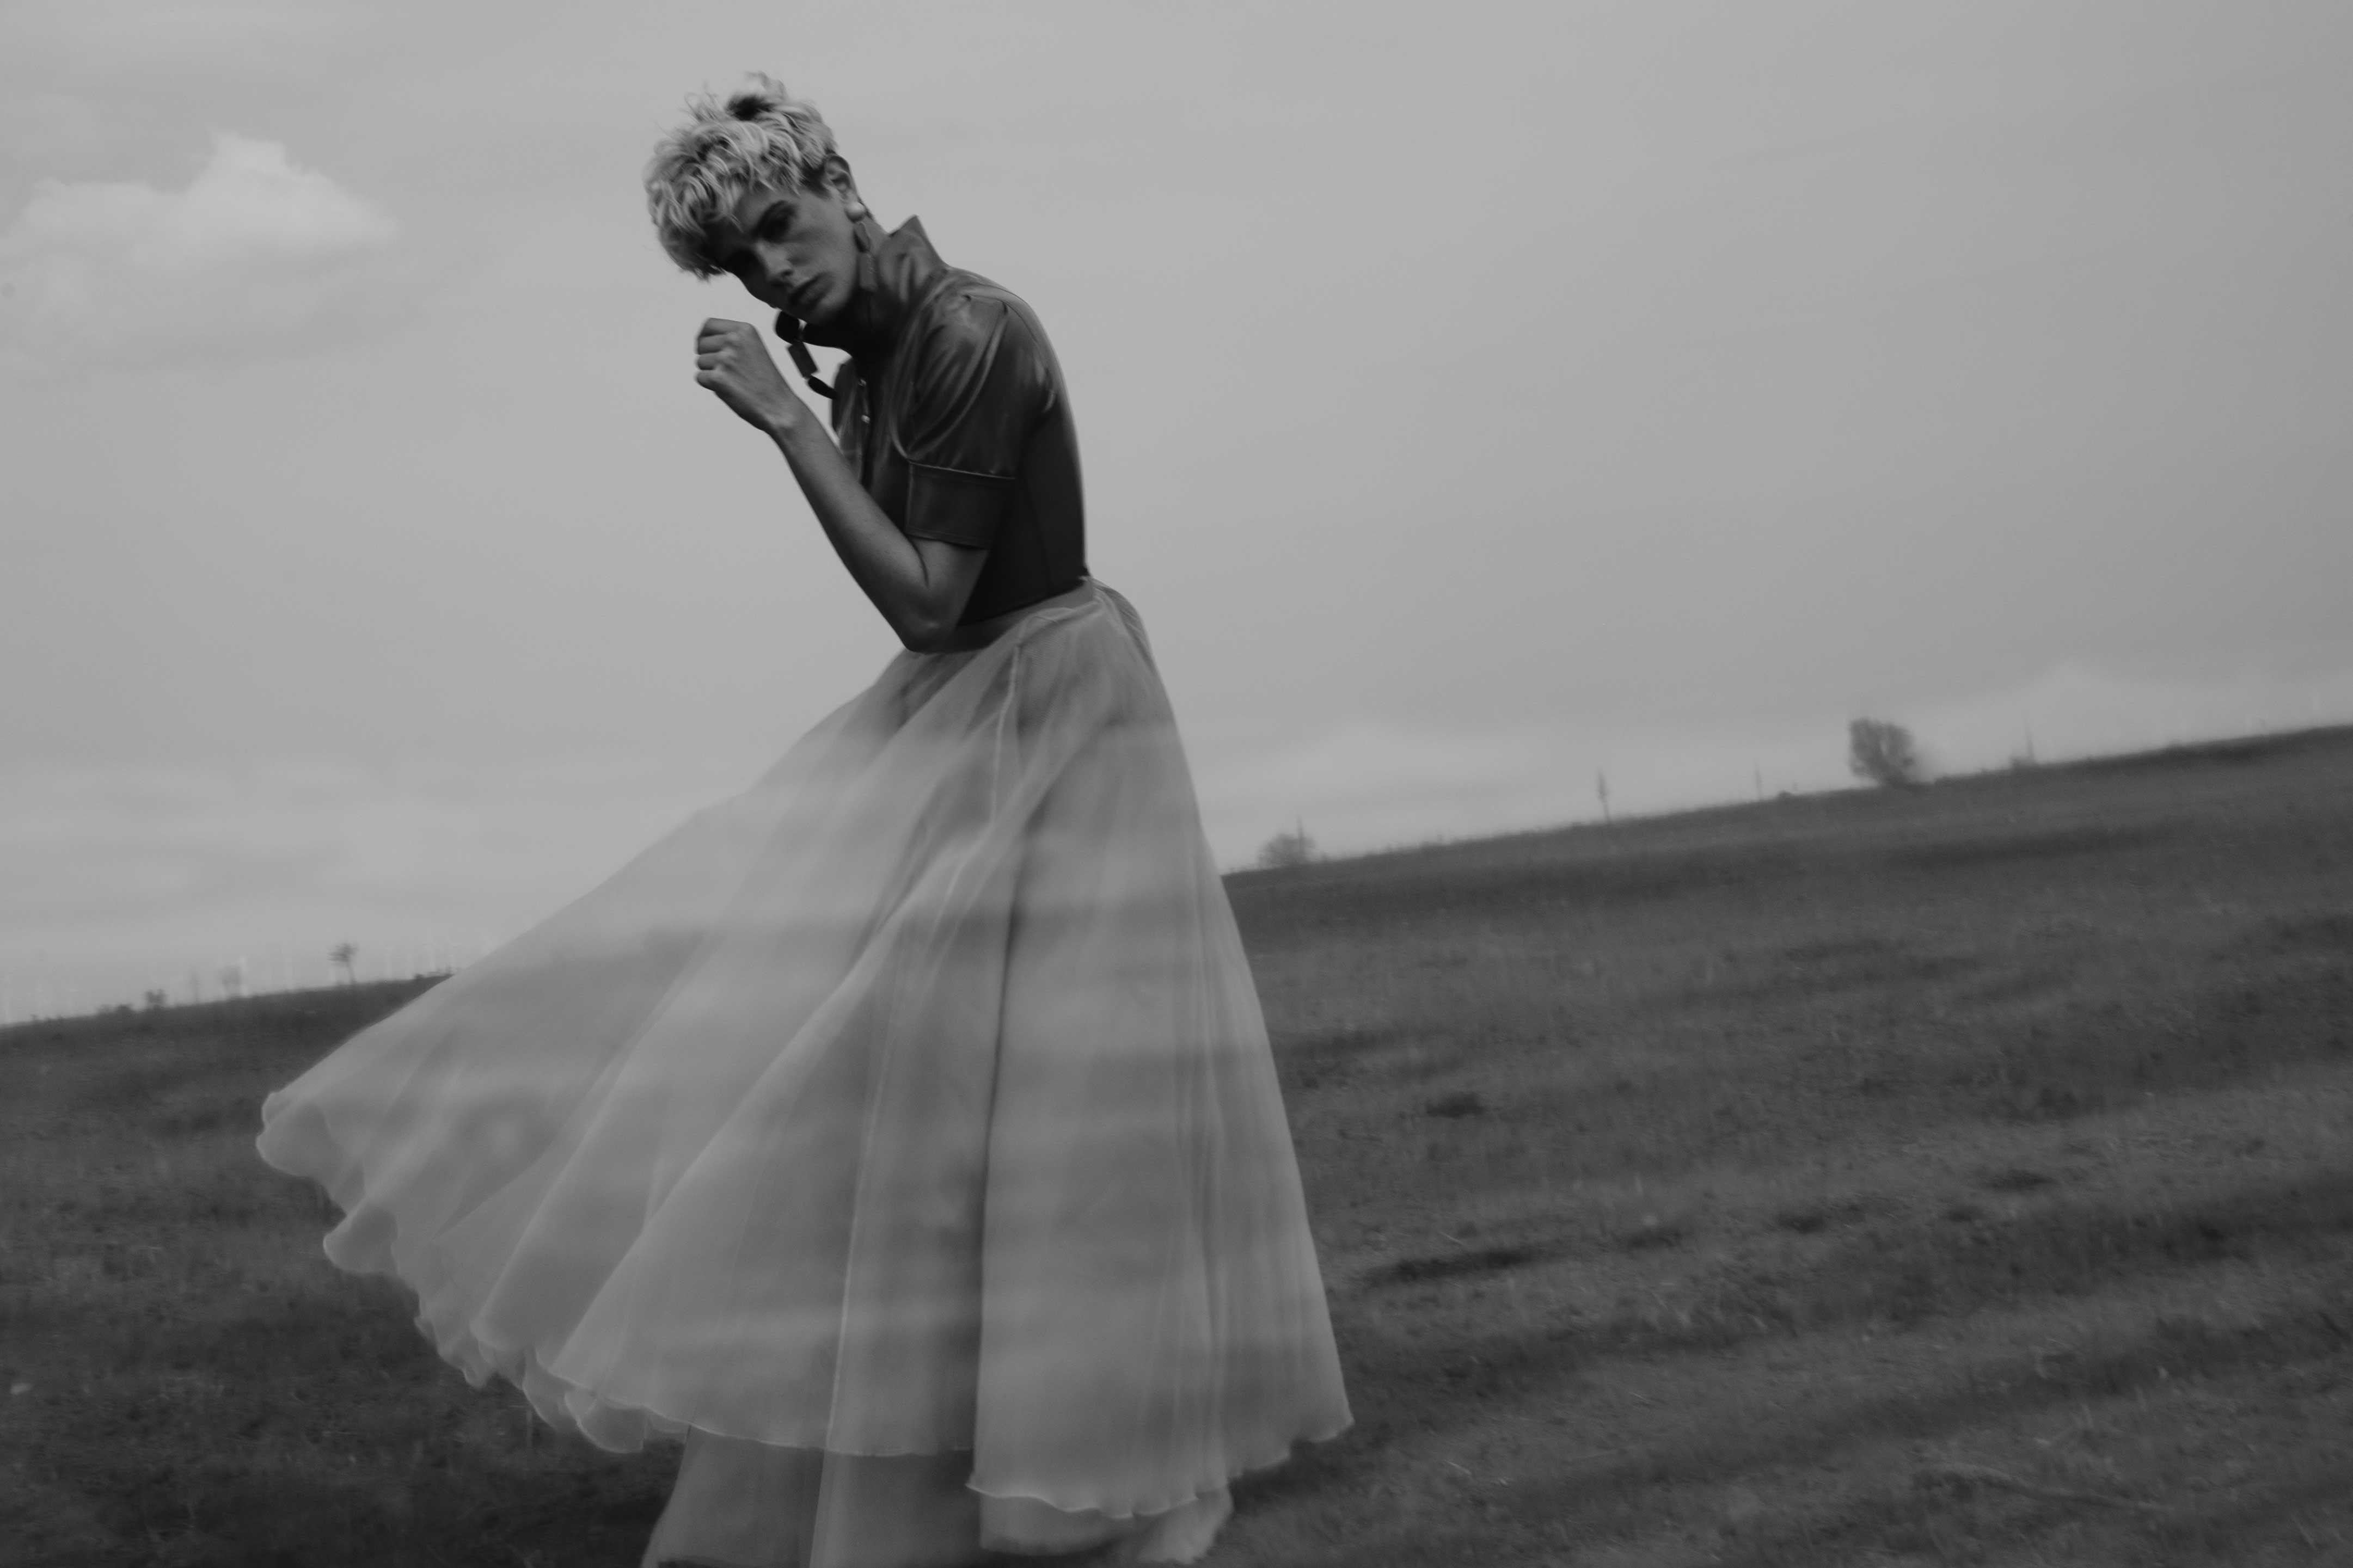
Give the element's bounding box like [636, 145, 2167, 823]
[1596, 770, 1611, 825]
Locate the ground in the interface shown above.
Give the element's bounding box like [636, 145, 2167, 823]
[3, 728, 2349, 1566]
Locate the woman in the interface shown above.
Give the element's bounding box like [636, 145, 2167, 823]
[256, 76, 1350, 1568]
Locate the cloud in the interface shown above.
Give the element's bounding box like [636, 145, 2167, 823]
[0, 132, 397, 364]
[1193, 717, 1849, 865]
[1908, 661, 2353, 776]
[0, 752, 740, 1006]
[1191, 659, 2353, 865]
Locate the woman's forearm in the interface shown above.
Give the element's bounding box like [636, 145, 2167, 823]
[768, 414, 971, 650]
[690, 316, 977, 649]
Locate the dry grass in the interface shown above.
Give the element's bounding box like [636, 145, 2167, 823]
[0, 982, 678, 1567]
[4, 727, 2351, 1565]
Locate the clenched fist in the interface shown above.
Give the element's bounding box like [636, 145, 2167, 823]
[695, 318, 806, 439]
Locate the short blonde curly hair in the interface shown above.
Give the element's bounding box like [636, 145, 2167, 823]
[645, 75, 838, 277]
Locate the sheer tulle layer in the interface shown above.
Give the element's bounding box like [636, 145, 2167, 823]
[255, 582, 1351, 1539]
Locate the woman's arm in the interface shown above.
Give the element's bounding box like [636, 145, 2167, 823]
[695, 317, 985, 651]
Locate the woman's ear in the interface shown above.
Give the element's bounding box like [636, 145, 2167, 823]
[821, 155, 863, 216]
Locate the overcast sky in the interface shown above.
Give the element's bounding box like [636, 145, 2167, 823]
[5, 0, 2351, 1011]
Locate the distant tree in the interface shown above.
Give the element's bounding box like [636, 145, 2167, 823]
[142, 989, 168, 1011]
[1848, 718, 1923, 788]
[217, 964, 244, 1001]
[330, 943, 358, 986]
[1256, 821, 1318, 870]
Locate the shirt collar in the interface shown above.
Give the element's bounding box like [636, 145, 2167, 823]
[803, 215, 946, 360]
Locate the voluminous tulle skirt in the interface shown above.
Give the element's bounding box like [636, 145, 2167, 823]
[255, 581, 1351, 1567]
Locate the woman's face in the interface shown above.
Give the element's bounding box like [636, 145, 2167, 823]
[710, 173, 861, 328]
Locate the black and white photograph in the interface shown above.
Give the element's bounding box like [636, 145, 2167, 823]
[3, 3, 2350, 1564]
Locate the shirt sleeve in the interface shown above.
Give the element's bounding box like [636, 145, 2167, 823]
[895, 292, 1052, 550]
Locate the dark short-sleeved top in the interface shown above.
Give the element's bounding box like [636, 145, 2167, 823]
[804, 218, 1086, 626]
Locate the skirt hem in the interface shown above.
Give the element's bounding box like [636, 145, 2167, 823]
[269, 1075, 1353, 1523]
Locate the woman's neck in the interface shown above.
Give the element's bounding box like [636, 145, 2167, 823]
[805, 216, 941, 361]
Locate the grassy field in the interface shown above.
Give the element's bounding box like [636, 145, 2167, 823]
[4, 728, 2350, 1566]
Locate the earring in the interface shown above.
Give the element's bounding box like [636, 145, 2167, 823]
[774, 312, 834, 399]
